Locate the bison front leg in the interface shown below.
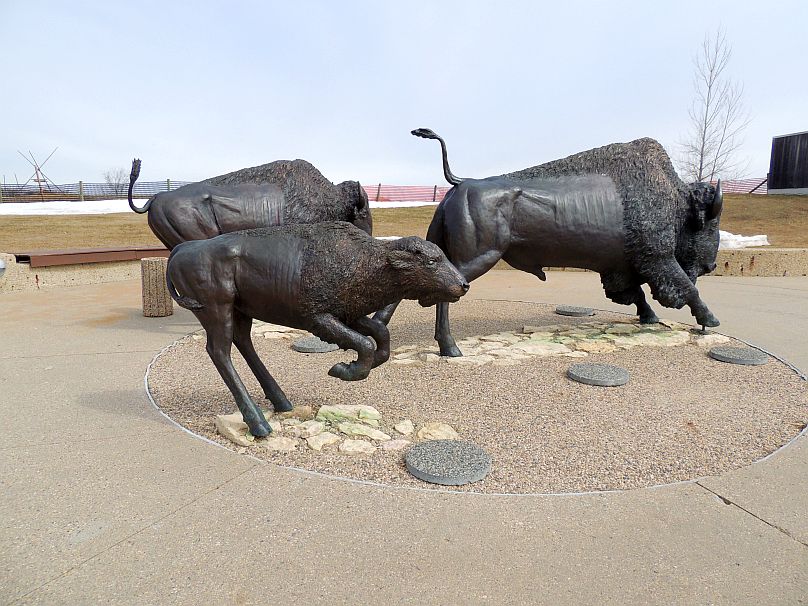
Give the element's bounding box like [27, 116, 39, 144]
[232, 310, 293, 413]
[312, 314, 376, 381]
[372, 300, 401, 326]
[350, 315, 391, 368]
[646, 260, 719, 328]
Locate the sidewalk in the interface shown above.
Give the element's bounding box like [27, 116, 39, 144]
[1, 272, 806, 604]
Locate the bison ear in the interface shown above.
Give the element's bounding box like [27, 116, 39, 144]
[387, 248, 415, 270]
[708, 179, 723, 221]
[689, 184, 707, 231]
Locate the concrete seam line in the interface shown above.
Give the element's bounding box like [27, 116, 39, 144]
[695, 481, 808, 549]
[11, 463, 260, 604]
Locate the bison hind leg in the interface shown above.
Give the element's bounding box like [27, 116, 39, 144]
[232, 311, 293, 413]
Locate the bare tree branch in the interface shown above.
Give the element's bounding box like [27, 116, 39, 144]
[103, 167, 129, 197]
[677, 29, 751, 182]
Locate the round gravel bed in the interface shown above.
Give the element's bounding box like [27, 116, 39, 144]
[147, 299, 808, 494]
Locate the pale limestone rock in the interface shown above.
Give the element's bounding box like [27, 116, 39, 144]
[276, 405, 314, 421]
[512, 341, 572, 356]
[659, 319, 691, 331]
[192, 333, 206, 342]
[263, 332, 291, 340]
[316, 404, 381, 426]
[392, 345, 419, 354]
[418, 352, 442, 363]
[393, 351, 419, 360]
[268, 419, 283, 433]
[380, 439, 411, 451]
[446, 354, 495, 366]
[526, 331, 556, 341]
[214, 413, 254, 447]
[606, 324, 641, 335]
[283, 418, 302, 427]
[394, 419, 415, 435]
[391, 358, 421, 366]
[522, 324, 572, 335]
[480, 332, 523, 345]
[339, 439, 376, 454]
[262, 436, 299, 452]
[417, 422, 459, 441]
[285, 420, 325, 438]
[337, 422, 391, 441]
[693, 333, 731, 347]
[573, 340, 618, 354]
[305, 432, 341, 451]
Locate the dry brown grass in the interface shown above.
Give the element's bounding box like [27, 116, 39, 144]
[1, 194, 806, 252]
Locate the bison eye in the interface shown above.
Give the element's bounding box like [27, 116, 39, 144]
[427, 259, 436, 266]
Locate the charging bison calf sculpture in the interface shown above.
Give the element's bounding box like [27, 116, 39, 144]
[166, 221, 469, 436]
[394, 128, 723, 357]
[128, 158, 372, 249]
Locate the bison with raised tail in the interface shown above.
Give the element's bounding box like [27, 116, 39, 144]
[128, 158, 372, 249]
[384, 128, 723, 357]
[166, 221, 469, 437]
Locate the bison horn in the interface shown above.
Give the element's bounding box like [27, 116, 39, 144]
[709, 179, 723, 220]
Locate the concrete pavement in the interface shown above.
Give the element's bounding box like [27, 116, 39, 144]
[1, 272, 806, 605]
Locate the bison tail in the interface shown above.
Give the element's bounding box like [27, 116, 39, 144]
[127, 158, 153, 213]
[165, 255, 204, 311]
[411, 128, 463, 185]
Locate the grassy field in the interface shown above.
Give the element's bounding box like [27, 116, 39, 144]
[1, 194, 807, 252]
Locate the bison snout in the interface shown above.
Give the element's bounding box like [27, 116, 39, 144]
[461, 281, 470, 293]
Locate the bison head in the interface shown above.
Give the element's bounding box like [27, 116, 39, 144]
[678, 180, 723, 282]
[338, 181, 373, 236]
[385, 237, 469, 306]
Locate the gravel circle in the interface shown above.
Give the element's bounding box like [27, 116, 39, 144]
[708, 346, 770, 366]
[405, 440, 493, 486]
[147, 299, 808, 494]
[567, 363, 630, 387]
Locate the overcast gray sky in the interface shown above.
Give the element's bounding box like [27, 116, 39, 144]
[2, 0, 805, 186]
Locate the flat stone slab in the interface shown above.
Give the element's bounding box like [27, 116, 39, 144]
[292, 336, 339, 354]
[567, 363, 629, 387]
[555, 305, 596, 317]
[405, 440, 491, 486]
[708, 346, 769, 366]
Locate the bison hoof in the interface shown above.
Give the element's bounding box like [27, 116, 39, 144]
[697, 312, 720, 328]
[271, 399, 294, 413]
[328, 362, 370, 382]
[440, 344, 463, 358]
[639, 313, 659, 324]
[248, 418, 272, 438]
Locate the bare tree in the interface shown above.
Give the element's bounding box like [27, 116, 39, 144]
[678, 30, 751, 182]
[103, 167, 129, 197]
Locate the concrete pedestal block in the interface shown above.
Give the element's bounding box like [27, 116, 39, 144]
[141, 257, 173, 317]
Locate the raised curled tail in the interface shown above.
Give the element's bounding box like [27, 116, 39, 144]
[165, 250, 204, 310]
[128, 158, 153, 213]
[411, 128, 463, 185]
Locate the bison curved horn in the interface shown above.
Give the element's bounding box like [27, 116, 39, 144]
[709, 179, 723, 220]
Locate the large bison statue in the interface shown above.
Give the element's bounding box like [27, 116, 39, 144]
[166, 221, 469, 437]
[128, 158, 372, 249]
[381, 128, 723, 357]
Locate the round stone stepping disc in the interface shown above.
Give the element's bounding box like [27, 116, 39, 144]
[567, 363, 629, 387]
[292, 336, 339, 354]
[708, 346, 769, 366]
[555, 305, 596, 317]
[405, 440, 491, 486]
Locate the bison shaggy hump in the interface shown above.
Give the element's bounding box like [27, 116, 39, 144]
[205, 159, 367, 226]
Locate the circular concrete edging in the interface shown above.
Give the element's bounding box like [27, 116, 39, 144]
[142, 300, 808, 497]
